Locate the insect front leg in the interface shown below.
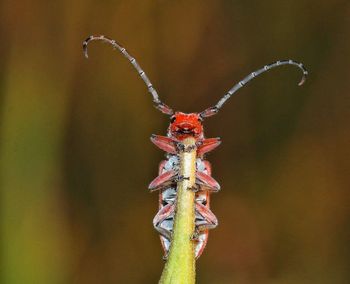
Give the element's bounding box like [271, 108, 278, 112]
[187, 184, 200, 192]
[197, 138, 221, 156]
[150, 135, 177, 154]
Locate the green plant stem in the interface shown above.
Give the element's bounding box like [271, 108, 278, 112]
[159, 137, 197, 284]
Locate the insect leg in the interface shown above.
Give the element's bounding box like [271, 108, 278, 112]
[191, 202, 218, 242]
[196, 171, 221, 192]
[149, 170, 177, 192]
[197, 138, 221, 156]
[151, 135, 177, 154]
[190, 203, 218, 243]
[195, 203, 218, 231]
[193, 230, 209, 259]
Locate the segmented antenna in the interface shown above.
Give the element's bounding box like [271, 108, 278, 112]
[200, 60, 308, 118]
[83, 35, 174, 115]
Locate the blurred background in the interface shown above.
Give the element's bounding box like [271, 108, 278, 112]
[1, 0, 349, 283]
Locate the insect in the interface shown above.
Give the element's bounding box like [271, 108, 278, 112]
[83, 35, 308, 259]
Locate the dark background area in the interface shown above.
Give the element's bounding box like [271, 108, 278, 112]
[1, 1, 349, 283]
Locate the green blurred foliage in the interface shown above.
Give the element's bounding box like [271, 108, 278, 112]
[0, 0, 349, 283]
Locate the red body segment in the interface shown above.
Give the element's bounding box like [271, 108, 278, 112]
[169, 112, 204, 140]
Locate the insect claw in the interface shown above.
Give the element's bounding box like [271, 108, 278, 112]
[162, 254, 169, 261]
[176, 142, 185, 152]
[187, 185, 199, 192]
[184, 144, 197, 152]
[175, 175, 190, 183]
[190, 230, 200, 241]
[176, 142, 197, 153]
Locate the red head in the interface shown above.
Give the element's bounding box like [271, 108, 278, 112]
[168, 112, 204, 140]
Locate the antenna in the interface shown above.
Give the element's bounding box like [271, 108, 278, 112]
[200, 60, 308, 118]
[83, 35, 174, 115]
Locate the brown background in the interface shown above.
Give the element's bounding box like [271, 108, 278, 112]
[1, 1, 349, 283]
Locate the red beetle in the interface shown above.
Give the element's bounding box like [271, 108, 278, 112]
[83, 35, 307, 259]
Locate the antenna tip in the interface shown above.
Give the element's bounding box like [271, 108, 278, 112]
[82, 36, 94, 58]
[297, 63, 308, 86]
[82, 42, 88, 58]
[298, 72, 308, 86]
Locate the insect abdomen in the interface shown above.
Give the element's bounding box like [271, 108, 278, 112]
[151, 155, 219, 259]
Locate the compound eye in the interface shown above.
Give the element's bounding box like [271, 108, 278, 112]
[170, 116, 176, 123]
